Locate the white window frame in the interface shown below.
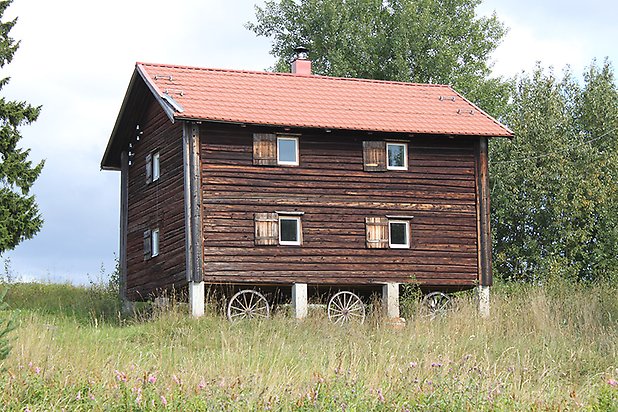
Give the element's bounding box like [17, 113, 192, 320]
[151, 228, 160, 257]
[386, 142, 408, 170]
[388, 220, 410, 249]
[277, 136, 299, 166]
[278, 215, 301, 245]
[152, 152, 160, 182]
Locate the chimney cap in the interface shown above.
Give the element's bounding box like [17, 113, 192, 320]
[294, 46, 309, 60]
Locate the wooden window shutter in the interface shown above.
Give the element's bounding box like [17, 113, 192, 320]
[143, 229, 152, 259]
[145, 153, 153, 184]
[365, 217, 388, 248]
[363, 141, 386, 171]
[253, 133, 277, 166]
[255, 212, 278, 245]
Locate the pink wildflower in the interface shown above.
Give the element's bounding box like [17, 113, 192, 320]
[198, 380, 207, 390]
[89, 392, 95, 401]
[408, 362, 417, 368]
[608, 378, 617, 387]
[24, 408, 31, 412]
[160, 395, 168, 406]
[76, 391, 81, 400]
[431, 362, 443, 368]
[172, 374, 181, 385]
[135, 387, 142, 405]
[148, 374, 157, 384]
[34, 367, 41, 374]
[377, 388, 385, 403]
[114, 370, 128, 382]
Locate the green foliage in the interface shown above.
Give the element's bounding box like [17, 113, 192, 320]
[0, 287, 16, 363]
[248, 0, 510, 116]
[0, 0, 43, 254]
[491, 60, 618, 283]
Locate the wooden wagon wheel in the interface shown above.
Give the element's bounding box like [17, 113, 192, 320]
[421, 291, 451, 317]
[227, 290, 270, 321]
[327, 291, 366, 325]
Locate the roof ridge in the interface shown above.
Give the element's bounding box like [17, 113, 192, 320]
[135, 62, 452, 89]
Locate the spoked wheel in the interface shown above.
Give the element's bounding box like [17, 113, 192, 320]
[327, 291, 366, 325]
[227, 289, 270, 322]
[421, 291, 451, 317]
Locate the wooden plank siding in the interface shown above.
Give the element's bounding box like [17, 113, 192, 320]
[200, 125, 480, 289]
[125, 97, 186, 299]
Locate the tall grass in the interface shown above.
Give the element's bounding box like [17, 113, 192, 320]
[0, 280, 616, 410]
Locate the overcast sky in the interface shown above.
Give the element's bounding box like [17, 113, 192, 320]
[3, 0, 617, 285]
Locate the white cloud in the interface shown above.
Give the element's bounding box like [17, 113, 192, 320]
[489, 18, 588, 78]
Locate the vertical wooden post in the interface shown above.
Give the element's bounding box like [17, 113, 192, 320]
[183, 122, 205, 317]
[190, 124, 204, 283]
[182, 124, 194, 283]
[119, 150, 131, 313]
[475, 137, 492, 317]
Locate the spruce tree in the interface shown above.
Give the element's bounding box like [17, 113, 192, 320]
[0, 0, 43, 254]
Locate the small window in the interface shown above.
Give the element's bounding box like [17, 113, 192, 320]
[152, 152, 160, 182]
[386, 143, 407, 170]
[388, 220, 409, 248]
[277, 137, 299, 166]
[279, 216, 301, 245]
[151, 228, 160, 257]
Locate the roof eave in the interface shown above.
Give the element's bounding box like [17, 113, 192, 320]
[100, 69, 140, 170]
[447, 85, 514, 138]
[101, 64, 183, 170]
[136, 63, 182, 122]
[174, 116, 513, 138]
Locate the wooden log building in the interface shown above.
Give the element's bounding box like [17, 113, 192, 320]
[101, 52, 513, 318]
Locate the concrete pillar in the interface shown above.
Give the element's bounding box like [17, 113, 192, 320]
[153, 296, 170, 310]
[382, 283, 400, 318]
[292, 283, 308, 319]
[121, 300, 135, 316]
[478, 285, 490, 318]
[189, 281, 205, 317]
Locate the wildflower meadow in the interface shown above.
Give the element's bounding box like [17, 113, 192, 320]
[0, 280, 616, 411]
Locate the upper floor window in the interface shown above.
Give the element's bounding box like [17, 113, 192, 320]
[146, 151, 160, 184]
[277, 136, 299, 166]
[152, 152, 160, 182]
[363, 141, 408, 171]
[386, 143, 407, 170]
[253, 133, 300, 167]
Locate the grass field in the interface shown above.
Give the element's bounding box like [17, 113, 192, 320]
[0, 280, 616, 411]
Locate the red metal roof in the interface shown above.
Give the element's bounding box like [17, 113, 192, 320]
[136, 62, 513, 137]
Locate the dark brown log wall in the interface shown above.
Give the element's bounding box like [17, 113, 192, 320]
[126, 97, 186, 299]
[200, 124, 479, 289]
